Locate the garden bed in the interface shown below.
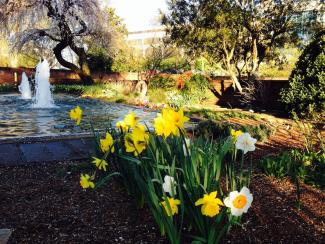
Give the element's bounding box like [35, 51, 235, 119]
[0, 161, 324, 243]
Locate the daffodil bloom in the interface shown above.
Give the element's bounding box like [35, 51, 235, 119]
[195, 191, 224, 217]
[161, 197, 181, 216]
[80, 174, 95, 189]
[100, 132, 115, 153]
[154, 107, 189, 138]
[224, 186, 253, 216]
[231, 129, 243, 141]
[235, 132, 257, 154]
[162, 175, 176, 196]
[154, 113, 174, 138]
[70, 106, 82, 125]
[124, 124, 149, 156]
[124, 112, 138, 128]
[116, 120, 128, 133]
[172, 109, 189, 131]
[92, 157, 108, 171]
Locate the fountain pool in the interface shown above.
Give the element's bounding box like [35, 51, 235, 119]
[0, 93, 158, 139]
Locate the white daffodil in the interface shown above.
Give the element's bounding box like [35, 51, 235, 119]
[224, 186, 253, 217]
[235, 132, 257, 154]
[162, 175, 176, 196]
[183, 138, 191, 157]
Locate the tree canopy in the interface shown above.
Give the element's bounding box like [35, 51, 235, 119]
[163, 0, 311, 92]
[0, 0, 114, 84]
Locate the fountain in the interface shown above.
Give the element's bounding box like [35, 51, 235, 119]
[32, 59, 55, 108]
[18, 72, 32, 99]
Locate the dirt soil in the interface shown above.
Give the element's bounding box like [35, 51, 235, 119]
[0, 162, 324, 244]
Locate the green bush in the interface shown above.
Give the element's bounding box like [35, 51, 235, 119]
[181, 74, 210, 103]
[87, 47, 113, 73]
[149, 75, 175, 89]
[0, 84, 16, 93]
[280, 31, 325, 117]
[167, 74, 214, 108]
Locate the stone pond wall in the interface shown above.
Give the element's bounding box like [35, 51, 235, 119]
[0, 66, 288, 109]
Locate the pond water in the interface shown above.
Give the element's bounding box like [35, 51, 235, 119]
[0, 94, 158, 139]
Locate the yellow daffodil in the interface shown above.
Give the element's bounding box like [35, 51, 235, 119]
[224, 186, 253, 216]
[161, 197, 181, 216]
[195, 191, 224, 217]
[124, 112, 138, 128]
[116, 120, 128, 133]
[80, 174, 95, 189]
[154, 107, 189, 138]
[124, 124, 149, 156]
[172, 109, 189, 131]
[70, 106, 82, 125]
[154, 113, 173, 138]
[100, 132, 115, 153]
[231, 129, 243, 141]
[92, 157, 108, 171]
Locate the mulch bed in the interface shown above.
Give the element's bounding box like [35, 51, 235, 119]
[0, 162, 324, 243]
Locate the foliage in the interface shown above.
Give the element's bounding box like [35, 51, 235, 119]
[53, 84, 86, 95]
[160, 57, 191, 72]
[149, 75, 175, 89]
[186, 108, 260, 121]
[280, 31, 325, 117]
[0, 0, 117, 84]
[87, 47, 113, 73]
[260, 149, 325, 189]
[0, 84, 16, 93]
[53, 83, 137, 104]
[194, 120, 273, 142]
[72, 108, 257, 243]
[167, 74, 215, 108]
[163, 0, 310, 92]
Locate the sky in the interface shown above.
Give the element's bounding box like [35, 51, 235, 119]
[104, 0, 168, 32]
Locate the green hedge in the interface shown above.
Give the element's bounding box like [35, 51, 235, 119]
[280, 31, 325, 117]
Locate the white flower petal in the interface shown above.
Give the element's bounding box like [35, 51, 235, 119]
[224, 197, 231, 207]
[240, 186, 250, 196]
[231, 207, 243, 216]
[229, 191, 239, 201]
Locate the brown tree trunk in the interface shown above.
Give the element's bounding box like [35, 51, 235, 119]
[53, 41, 94, 85]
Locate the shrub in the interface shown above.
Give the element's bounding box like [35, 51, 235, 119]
[166, 74, 214, 108]
[149, 75, 175, 89]
[280, 31, 325, 117]
[0, 84, 16, 93]
[87, 47, 113, 73]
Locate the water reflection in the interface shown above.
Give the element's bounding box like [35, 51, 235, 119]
[0, 94, 157, 138]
